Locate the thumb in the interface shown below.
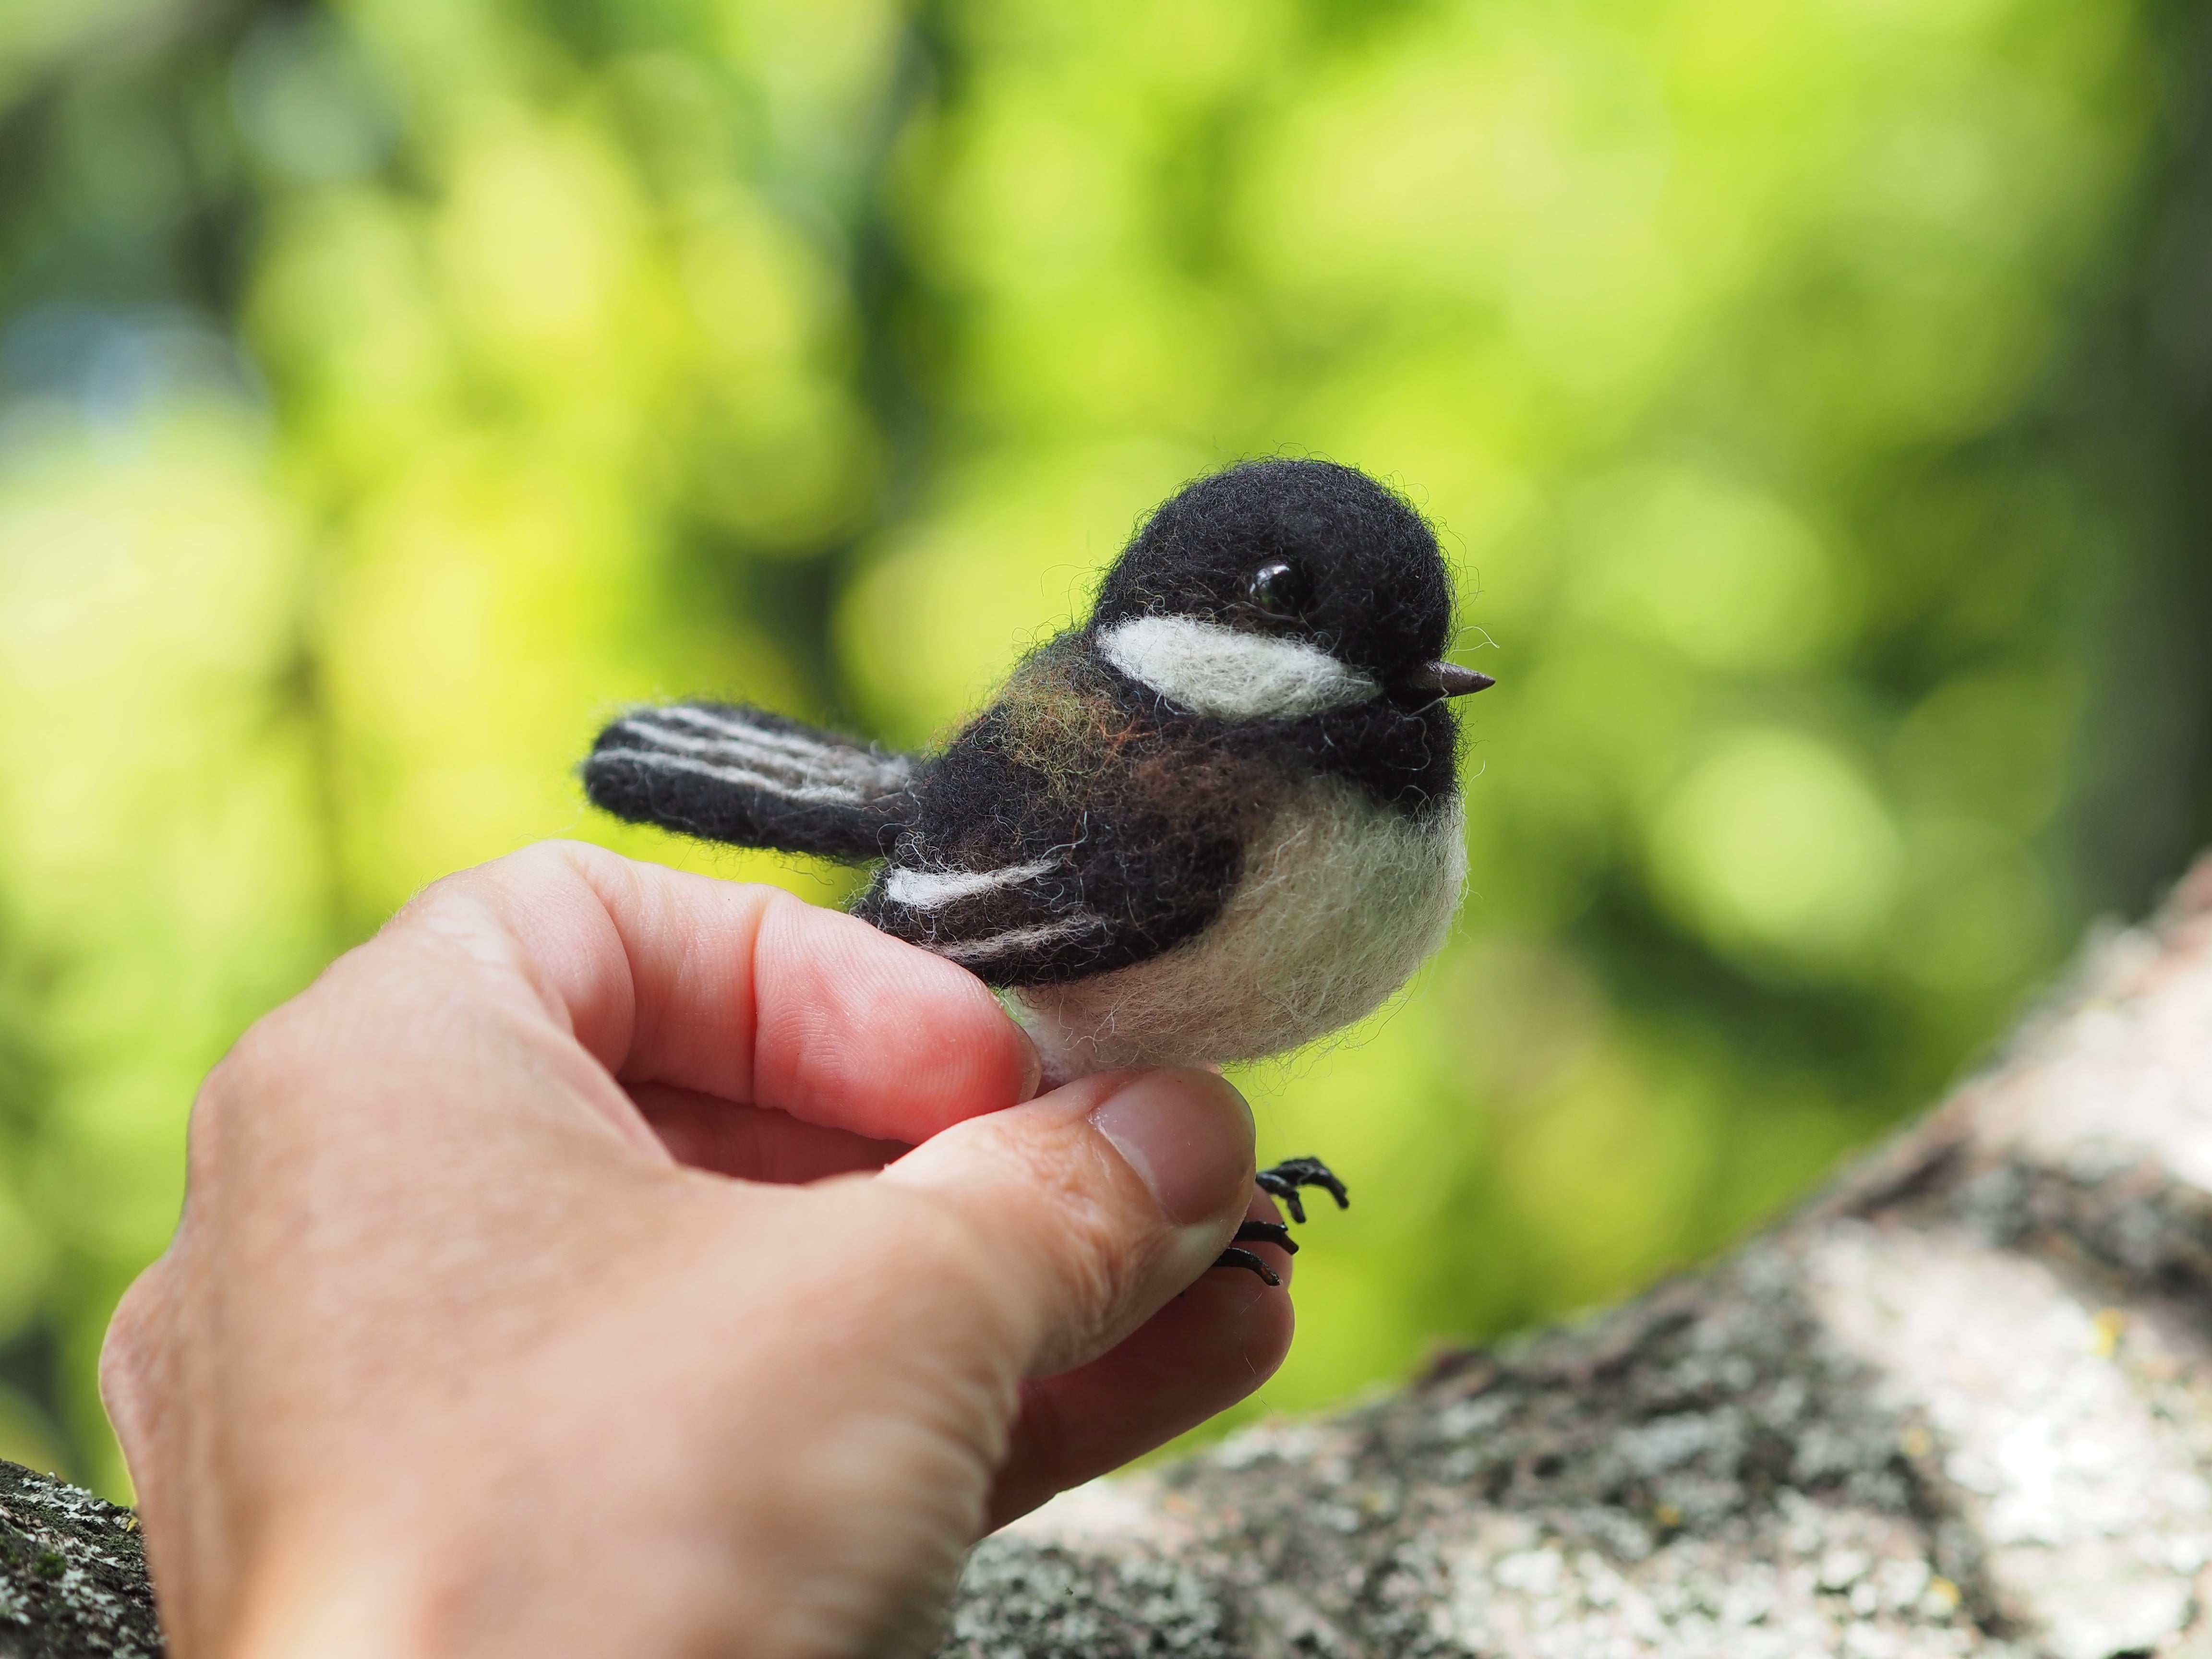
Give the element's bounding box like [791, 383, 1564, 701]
[878, 1068, 1257, 1378]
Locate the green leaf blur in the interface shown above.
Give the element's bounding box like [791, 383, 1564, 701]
[1, 0, 2200, 1495]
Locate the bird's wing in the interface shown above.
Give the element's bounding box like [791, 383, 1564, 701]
[850, 720, 1240, 987]
[854, 846, 1115, 984]
[583, 703, 918, 862]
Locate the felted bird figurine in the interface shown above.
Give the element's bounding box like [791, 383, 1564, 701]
[583, 458, 1491, 1280]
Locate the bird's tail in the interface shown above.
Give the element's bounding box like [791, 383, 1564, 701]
[582, 703, 919, 862]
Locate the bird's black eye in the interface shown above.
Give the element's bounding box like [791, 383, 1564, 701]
[1249, 560, 1311, 617]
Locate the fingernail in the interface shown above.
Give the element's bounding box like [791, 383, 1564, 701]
[998, 995, 1046, 1102]
[1013, 1028, 1044, 1104]
[1089, 1070, 1255, 1226]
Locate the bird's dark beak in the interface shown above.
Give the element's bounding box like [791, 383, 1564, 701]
[1396, 661, 1496, 700]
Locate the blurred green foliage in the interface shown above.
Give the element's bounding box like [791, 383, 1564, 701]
[1, 0, 2206, 1497]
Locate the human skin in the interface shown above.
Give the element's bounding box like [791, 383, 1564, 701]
[99, 841, 1294, 1659]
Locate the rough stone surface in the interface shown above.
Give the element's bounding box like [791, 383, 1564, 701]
[0, 1463, 157, 1659]
[14, 865, 2212, 1657]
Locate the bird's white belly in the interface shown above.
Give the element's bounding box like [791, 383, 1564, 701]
[1012, 777, 1467, 1083]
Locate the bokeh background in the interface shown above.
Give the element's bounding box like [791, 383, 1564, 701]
[5, 0, 2212, 1499]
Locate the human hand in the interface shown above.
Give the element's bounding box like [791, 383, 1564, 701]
[99, 842, 1293, 1659]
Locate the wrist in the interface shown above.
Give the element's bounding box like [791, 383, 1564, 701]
[222, 1544, 436, 1659]
[216, 1523, 792, 1659]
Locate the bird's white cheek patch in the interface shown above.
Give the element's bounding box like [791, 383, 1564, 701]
[1097, 615, 1378, 720]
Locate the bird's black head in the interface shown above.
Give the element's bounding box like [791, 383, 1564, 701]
[1091, 459, 1488, 707]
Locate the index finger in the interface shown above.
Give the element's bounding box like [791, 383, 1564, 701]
[416, 841, 1040, 1143]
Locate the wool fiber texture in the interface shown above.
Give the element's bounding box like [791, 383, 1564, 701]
[1010, 782, 1466, 1082]
[1097, 615, 1378, 720]
[580, 457, 1477, 1079]
[584, 703, 915, 860]
[1093, 457, 1454, 684]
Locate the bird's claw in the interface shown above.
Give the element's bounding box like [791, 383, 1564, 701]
[1255, 1156, 1350, 1226]
[1206, 1163, 1346, 1283]
[1210, 1246, 1282, 1286]
[1235, 1218, 1297, 1255]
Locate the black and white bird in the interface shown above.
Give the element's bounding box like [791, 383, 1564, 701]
[583, 458, 1491, 1277]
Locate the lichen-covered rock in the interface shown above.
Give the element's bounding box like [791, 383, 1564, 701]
[943, 1544, 1230, 1659]
[0, 1463, 159, 1659]
[952, 1252, 1996, 1659]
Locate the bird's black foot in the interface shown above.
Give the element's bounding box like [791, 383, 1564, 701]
[1212, 1247, 1281, 1286]
[1255, 1156, 1350, 1225]
[1208, 1221, 1297, 1286]
[1235, 1218, 1297, 1255]
[1208, 1162, 1347, 1284]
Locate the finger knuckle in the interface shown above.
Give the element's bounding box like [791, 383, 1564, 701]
[98, 1264, 174, 1459]
[186, 1029, 273, 1182]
